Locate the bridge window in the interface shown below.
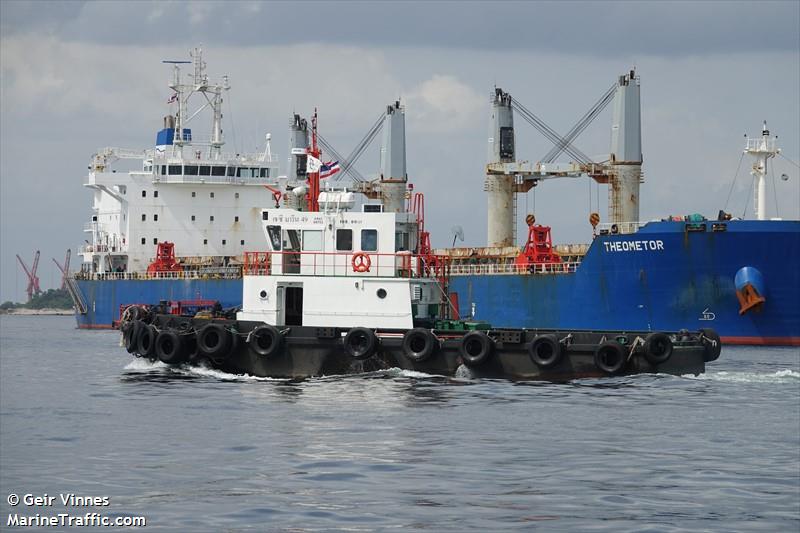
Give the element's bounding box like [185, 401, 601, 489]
[361, 229, 378, 252]
[141, 238, 146, 245]
[302, 230, 322, 251]
[191, 215, 195, 221]
[212, 166, 225, 176]
[240, 240, 245, 246]
[267, 226, 281, 250]
[141, 190, 146, 197]
[235, 192, 239, 199]
[184, 165, 198, 176]
[204, 239, 207, 245]
[210, 216, 214, 222]
[283, 229, 301, 251]
[154, 214, 158, 221]
[160, 165, 166, 175]
[141, 214, 146, 221]
[210, 192, 215, 198]
[154, 190, 158, 198]
[153, 238, 157, 245]
[234, 216, 239, 222]
[168, 165, 181, 175]
[199, 166, 211, 176]
[222, 239, 226, 245]
[336, 229, 352, 251]
[192, 191, 196, 197]
[261, 168, 269, 178]
[227, 167, 235, 177]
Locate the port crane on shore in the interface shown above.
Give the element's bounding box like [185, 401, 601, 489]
[16, 250, 41, 302]
[52, 249, 71, 290]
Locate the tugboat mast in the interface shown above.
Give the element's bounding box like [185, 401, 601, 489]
[745, 121, 780, 221]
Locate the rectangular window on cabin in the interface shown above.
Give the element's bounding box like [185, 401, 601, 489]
[266, 225, 281, 250]
[210, 192, 215, 198]
[361, 229, 378, 252]
[235, 192, 239, 199]
[395, 231, 409, 251]
[141, 190, 146, 197]
[210, 216, 214, 222]
[283, 229, 301, 251]
[212, 166, 225, 176]
[191, 191, 196, 197]
[222, 239, 226, 245]
[141, 238, 146, 245]
[234, 216, 239, 222]
[168, 165, 181, 175]
[184, 165, 198, 176]
[499, 127, 514, 159]
[199, 166, 211, 176]
[154, 214, 158, 221]
[154, 190, 158, 198]
[261, 168, 269, 178]
[160, 165, 166, 175]
[203, 239, 208, 245]
[227, 167, 235, 177]
[191, 215, 195, 221]
[141, 214, 146, 222]
[236, 168, 244, 178]
[240, 240, 245, 246]
[336, 229, 353, 251]
[153, 238, 157, 245]
[302, 230, 322, 251]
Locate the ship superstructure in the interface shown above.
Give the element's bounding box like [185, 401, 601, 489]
[79, 48, 291, 279]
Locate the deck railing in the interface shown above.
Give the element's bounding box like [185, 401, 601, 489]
[243, 251, 450, 280]
[73, 266, 241, 281]
[449, 261, 581, 276]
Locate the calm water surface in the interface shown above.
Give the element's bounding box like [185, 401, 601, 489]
[1, 315, 798, 531]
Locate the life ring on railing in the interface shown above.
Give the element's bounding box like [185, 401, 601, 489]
[352, 252, 372, 273]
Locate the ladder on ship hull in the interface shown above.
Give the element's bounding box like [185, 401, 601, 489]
[65, 276, 88, 314]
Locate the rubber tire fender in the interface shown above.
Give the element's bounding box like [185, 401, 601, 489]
[248, 325, 283, 358]
[124, 320, 142, 354]
[643, 332, 673, 365]
[594, 341, 626, 375]
[699, 328, 722, 362]
[528, 334, 563, 368]
[155, 330, 188, 365]
[136, 324, 158, 358]
[343, 327, 379, 360]
[402, 328, 438, 362]
[197, 323, 233, 361]
[459, 330, 494, 367]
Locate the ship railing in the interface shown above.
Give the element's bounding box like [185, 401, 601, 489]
[448, 261, 581, 276]
[243, 251, 451, 280]
[152, 174, 278, 186]
[745, 137, 778, 153]
[596, 221, 643, 235]
[73, 267, 242, 281]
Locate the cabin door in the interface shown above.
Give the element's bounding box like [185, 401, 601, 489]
[283, 285, 304, 326]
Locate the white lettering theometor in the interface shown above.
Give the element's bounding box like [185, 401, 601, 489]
[603, 240, 665, 252]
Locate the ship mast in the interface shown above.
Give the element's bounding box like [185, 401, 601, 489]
[744, 121, 780, 220]
[307, 109, 321, 212]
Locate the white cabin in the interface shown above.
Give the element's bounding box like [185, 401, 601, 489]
[237, 207, 446, 329]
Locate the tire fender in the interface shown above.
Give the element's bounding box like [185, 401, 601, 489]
[248, 325, 283, 358]
[528, 334, 563, 368]
[643, 332, 673, 365]
[459, 330, 494, 367]
[594, 341, 626, 375]
[343, 327, 378, 360]
[402, 328, 438, 362]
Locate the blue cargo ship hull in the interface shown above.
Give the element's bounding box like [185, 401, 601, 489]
[75, 278, 242, 329]
[450, 220, 799, 345]
[74, 220, 799, 345]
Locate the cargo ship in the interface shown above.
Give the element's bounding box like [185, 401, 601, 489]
[69, 52, 799, 345]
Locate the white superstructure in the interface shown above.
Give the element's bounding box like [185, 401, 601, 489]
[238, 204, 445, 329]
[744, 121, 781, 221]
[80, 48, 300, 277]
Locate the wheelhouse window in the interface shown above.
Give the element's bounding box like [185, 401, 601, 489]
[184, 165, 198, 176]
[211, 166, 225, 176]
[266, 225, 282, 250]
[361, 229, 378, 252]
[260, 168, 270, 178]
[336, 229, 353, 251]
[199, 166, 211, 176]
[302, 230, 322, 251]
[283, 229, 301, 251]
[227, 167, 235, 177]
[168, 165, 181, 175]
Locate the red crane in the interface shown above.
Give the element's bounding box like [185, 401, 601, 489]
[52, 249, 71, 290]
[16, 250, 41, 302]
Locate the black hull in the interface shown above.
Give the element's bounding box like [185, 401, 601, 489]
[123, 315, 720, 381]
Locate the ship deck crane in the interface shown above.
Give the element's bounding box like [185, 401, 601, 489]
[16, 250, 41, 302]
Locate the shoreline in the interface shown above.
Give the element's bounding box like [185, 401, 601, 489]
[0, 308, 73, 316]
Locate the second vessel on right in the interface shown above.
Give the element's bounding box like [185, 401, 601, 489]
[444, 71, 799, 346]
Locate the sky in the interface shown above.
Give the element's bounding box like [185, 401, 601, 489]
[1, 0, 799, 302]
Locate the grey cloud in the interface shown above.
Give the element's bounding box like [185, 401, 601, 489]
[2, 1, 798, 56]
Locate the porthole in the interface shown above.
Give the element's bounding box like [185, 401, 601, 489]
[259, 290, 268, 299]
[376, 288, 387, 299]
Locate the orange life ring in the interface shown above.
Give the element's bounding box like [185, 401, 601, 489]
[352, 252, 371, 273]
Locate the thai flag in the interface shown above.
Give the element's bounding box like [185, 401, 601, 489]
[167, 92, 178, 104]
[319, 161, 341, 179]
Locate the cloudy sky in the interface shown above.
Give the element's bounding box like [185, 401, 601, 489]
[1, 0, 798, 302]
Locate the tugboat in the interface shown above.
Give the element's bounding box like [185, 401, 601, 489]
[121, 193, 721, 380]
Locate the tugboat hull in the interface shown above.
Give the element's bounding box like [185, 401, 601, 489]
[124, 315, 718, 380]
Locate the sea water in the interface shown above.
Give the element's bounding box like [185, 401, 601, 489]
[1, 315, 798, 531]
